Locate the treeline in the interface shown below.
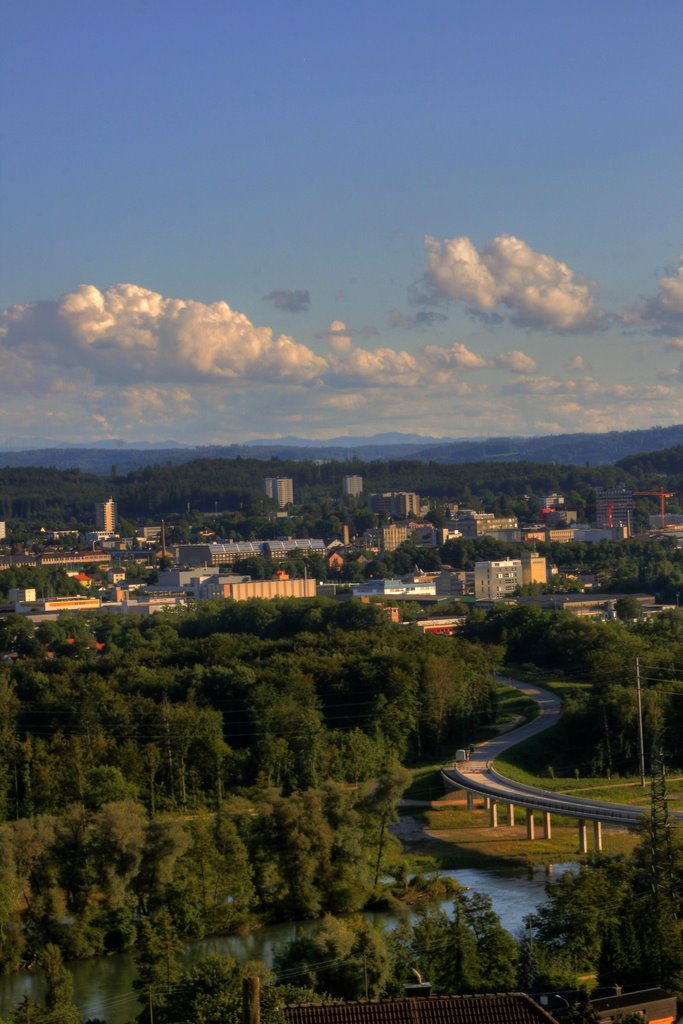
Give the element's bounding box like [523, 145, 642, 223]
[0, 772, 410, 973]
[2, 446, 683, 528]
[465, 605, 683, 777]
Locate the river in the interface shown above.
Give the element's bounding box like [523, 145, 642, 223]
[0, 865, 574, 1023]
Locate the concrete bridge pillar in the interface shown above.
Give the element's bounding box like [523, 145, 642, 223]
[594, 820, 603, 851]
[543, 812, 552, 839]
[578, 819, 588, 854]
[484, 796, 491, 810]
[466, 791, 474, 810]
[507, 802, 515, 826]
[490, 802, 498, 828]
[526, 808, 535, 840]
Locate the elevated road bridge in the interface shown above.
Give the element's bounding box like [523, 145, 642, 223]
[441, 676, 682, 853]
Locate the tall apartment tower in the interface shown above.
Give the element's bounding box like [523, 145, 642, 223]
[263, 477, 294, 508]
[342, 475, 363, 498]
[95, 497, 117, 532]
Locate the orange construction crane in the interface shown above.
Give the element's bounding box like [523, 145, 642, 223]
[634, 489, 675, 529]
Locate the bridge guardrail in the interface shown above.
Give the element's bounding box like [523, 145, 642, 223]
[440, 767, 650, 826]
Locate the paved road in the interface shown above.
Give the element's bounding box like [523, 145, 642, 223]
[441, 675, 680, 827]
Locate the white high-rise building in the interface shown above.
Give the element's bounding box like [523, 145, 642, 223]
[263, 477, 294, 508]
[342, 475, 363, 498]
[95, 497, 117, 533]
[0, 522, 5, 541]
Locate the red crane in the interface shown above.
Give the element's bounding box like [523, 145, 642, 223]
[634, 489, 675, 529]
[585, 501, 614, 526]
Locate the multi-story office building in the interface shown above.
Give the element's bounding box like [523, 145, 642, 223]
[474, 559, 523, 601]
[368, 491, 421, 517]
[362, 524, 410, 552]
[342, 475, 363, 498]
[595, 486, 633, 532]
[475, 554, 547, 600]
[455, 511, 518, 538]
[263, 477, 294, 507]
[95, 497, 117, 533]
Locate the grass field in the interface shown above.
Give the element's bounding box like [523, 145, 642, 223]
[396, 796, 640, 872]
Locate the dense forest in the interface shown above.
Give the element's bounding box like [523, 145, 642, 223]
[0, 599, 500, 974]
[2, 446, 683, 528]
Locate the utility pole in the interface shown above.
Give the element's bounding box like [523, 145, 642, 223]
[243, 977, 260, 1024]
[636, 658, 646, 787]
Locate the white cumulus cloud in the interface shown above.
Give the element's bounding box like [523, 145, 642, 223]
[495, 350, 538, 374]
[422, 341, 489, 370]
[424, 233, 600, 331]
[0, 283, 327, 386]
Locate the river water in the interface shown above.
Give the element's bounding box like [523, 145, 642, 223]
[0, 865, 574, 1024]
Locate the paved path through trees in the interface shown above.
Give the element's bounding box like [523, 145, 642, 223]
[441, 676, 682, 847]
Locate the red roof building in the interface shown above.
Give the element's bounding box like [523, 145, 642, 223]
[281, 995, 558, 1024]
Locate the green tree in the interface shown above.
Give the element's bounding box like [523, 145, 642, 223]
[41, 943, 81, 1024]
[133, 909, 182, 1022]
[275, 915, 390, 999]
[92, 800, 147, 912]
[362, 764, 411, 887]
[84, 766, 138, 809]
[615, 596, 642, 621]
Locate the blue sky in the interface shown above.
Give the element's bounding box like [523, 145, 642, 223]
[2, 0, 682, 444]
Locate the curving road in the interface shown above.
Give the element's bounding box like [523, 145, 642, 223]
[440, 675, 682, 829]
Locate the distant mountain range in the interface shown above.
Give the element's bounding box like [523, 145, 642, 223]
[1, 424, 683, 474]
[0, 436, 187, 451]
[240, 432, 461, 448]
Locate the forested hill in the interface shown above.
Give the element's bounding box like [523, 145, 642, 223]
[2, 423, 683, 472]
[415, 424, 683, 465]
[1, 446, 683, 527]
[617, 445, 683, 476]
